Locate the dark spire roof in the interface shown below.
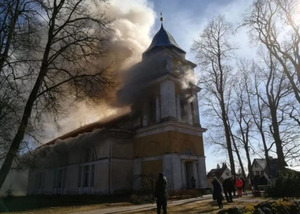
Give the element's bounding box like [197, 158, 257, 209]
[143, 24, 186, 56]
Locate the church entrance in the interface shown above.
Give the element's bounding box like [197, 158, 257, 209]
[185, 161, 194, 189]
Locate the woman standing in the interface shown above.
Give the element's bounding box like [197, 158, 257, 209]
[235, 177, 243, 197]
[212, 177, 223, 209]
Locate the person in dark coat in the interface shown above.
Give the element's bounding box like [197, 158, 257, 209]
[212, 177, 223, 209]
[155, 172, 168, 214]
[241, 177, 247, 195]
[222, 177, 234, 203]
[191, 176, 196, 188]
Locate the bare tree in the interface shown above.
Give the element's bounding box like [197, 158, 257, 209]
[244, 0, 300, 104]
[245, 61, 274, 175]
[192, 16, 236, 176]
[0, 0, 112, 190]
[255, 51, 292, 170]
[229, 126, 247, 179]
[230, 68, 254, 178]
[0, 0, 38, 165]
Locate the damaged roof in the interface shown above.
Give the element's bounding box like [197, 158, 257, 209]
[40, 112, 132, 148]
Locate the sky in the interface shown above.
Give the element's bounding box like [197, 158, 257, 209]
[148, 0, 255, 61]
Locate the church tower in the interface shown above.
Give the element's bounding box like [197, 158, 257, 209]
[131, 19, 207, 190]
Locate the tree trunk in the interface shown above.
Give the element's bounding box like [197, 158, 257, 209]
[221, 104, 235, 176]
[0, 14, 55, 189]
[269, 107, 285, 171]
[231, 134, 246, 178]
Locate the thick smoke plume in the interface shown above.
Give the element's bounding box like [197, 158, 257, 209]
[42, 0, 155, 142]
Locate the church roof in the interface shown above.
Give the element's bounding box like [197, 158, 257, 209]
[143, 24, 186, 56]
[39, 112, 132, 149]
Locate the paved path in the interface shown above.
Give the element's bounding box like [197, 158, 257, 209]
[71, 193, 267, 214]
[72, 195, 212, 214]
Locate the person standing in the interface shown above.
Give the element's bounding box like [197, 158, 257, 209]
[212, 177, 223, 209]
[155, 172, 168, 214]
[191, 176, 196, 188]
[222, 177, 234, 203]
[235, 177, 243, 197]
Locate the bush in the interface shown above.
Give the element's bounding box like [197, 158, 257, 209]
[265, 170, 300, 197]
[239, 199, 300, 214]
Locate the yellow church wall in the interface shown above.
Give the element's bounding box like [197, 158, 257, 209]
[134, 131, 204, 158]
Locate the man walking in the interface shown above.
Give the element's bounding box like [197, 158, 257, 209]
[155, 172, 168, 214]
[222, 177, 234, 203]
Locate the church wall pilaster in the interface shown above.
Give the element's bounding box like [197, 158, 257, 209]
[197, 156, 207, 188]
[133, 158, 142, 190]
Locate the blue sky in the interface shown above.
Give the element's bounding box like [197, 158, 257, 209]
[148, 0, 254, 61]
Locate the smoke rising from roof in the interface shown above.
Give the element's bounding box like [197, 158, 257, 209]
[41, 0, 155, 143]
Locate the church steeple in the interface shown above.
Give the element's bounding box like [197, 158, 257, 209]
[143, 16, 186, 58]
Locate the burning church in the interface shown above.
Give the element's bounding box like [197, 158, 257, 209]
[27, 22, 207, 195]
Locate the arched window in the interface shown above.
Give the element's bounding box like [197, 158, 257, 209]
[82, 147, 96, 163]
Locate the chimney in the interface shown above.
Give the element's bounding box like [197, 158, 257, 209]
[222, 163, 227, 169]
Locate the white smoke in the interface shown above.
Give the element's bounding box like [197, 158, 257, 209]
[41, 0, 155, 142]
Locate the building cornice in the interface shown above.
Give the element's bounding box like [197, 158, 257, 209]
[134, 120, 207, 138]
[145, 73, 200, 92]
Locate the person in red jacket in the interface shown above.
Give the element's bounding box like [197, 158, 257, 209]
[235, 177, 243, 197]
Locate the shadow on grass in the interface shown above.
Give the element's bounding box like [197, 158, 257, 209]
[0, 195, 131, 212]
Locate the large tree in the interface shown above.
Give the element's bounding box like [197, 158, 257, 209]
[0, 0, 38, 164]
[192, 16, 236, 176]
[244, 0, 300, 105]
[230, 66, 254, 178]
[0, 0, 112, 190]
[245, 61, 273, 175]
[254, 51, 293, 170]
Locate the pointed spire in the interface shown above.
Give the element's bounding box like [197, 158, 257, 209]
[142, 14, 186, 57]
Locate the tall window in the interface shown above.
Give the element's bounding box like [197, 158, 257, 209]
[149, 96, 156, 124]
[82, 147, 96, 163]
[180, 98, 187, 121]
[36, 172, 44, 190]
[53, 168, 66, 189]
[83, 165, 89, 187]
[78, 166, 82, 187]
[190, 102, 195, 124]
[78, 164, 95, 188]
[90, 165, 95, 187]
[57, 169, 63, 188]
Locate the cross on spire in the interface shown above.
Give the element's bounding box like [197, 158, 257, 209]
[160, 12, 163, 25]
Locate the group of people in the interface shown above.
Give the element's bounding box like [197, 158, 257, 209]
[154, 172, 248, 213]
[211, 176, 245, 209]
